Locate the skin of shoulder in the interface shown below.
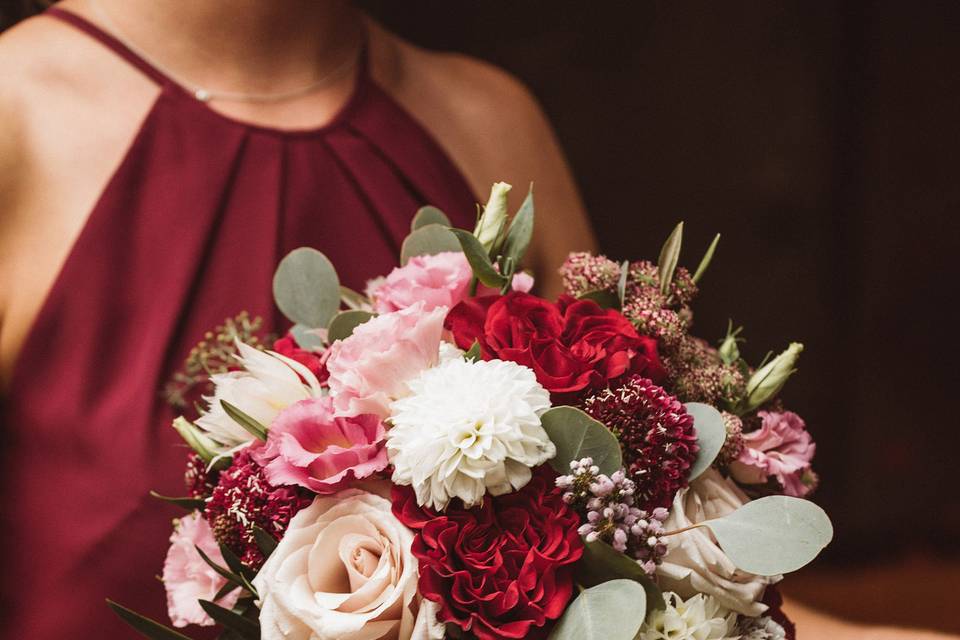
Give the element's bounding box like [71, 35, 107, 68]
[369, 24, 597, 296]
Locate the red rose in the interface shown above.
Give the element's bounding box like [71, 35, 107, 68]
[273, 332, 328, 384]
[444, 291, 666, 402]
[392, 467, 583, 640]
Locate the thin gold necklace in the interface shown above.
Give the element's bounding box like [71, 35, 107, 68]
[89, 0, 362, 104]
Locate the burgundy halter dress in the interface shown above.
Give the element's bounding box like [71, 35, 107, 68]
[0, 8, 476, 639]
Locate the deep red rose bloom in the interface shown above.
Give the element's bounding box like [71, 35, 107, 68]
[444, 291, 666, 402]
[273, 332, 328, 384]
[392, 467, 584, 640]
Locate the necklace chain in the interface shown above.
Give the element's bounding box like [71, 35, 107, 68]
[89, 0, 361, 104]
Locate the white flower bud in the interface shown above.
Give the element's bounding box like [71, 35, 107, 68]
[473, 182, 512, 253]
[740, 342, 804, 413]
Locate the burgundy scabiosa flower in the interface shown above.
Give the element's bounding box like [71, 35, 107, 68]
[204, 448, 311, 569]
[183, 452, 219, 500]
[584, 376, 698, 510]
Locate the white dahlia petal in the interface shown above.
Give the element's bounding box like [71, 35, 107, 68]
[640, 592, 739, 640]
[386, 358, 555, 510]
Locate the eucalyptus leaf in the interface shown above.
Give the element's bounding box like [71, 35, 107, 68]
[198, 601, 260, 638]
[106, 600, 196, 640]
[273, 248, 340, 328]
[683, 402, 727, 480]
[220, 400, 267, 442]
[450, 228, 509, 288]
[540, 406, 622, 477]
[578, 289, 620, 309]
[149, 491, 205, 512]
[289, 323, 325, 351]
[657, 222, 684, 295]
[692, 233, 721, 284]
[616, 260, 630, 305]
[700, 495, 834, 576]
[574, 539, 664, 614]
[327, 310, 375, 343]
[400, 223, 461, 265]
[252, 526, 279, 559]
[410, 205, 452, 231]
[500, 186, 535, 264]
[547, 580, 647, 640]
[339, 286, 369, 311]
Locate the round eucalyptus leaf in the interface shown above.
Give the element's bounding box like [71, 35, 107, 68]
[541, 406, 622, 477]
[289, 324, 325, 351]
[400, 224, 461, 265]
[575, 540, 664, 614]
[702, 495, 834, 576]
[410, 206, 451, 231]
[683, 402, 727, 480]
[547, 579, 647, 640]
[327, 310, 375, 343]
[272, 248, 340, 328]
[578, 289, 620, 310]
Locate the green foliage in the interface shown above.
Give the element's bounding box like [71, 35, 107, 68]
[326, 310, 375, 343]
[574, 539, 664, 615]
[500, 186, 535, 265]
[106, 600, 196, 639]
[692, 233, 721, 284]
[148, 491, 205, 512]
[540, 406, 622, 477]
[410, 205, 452, 231]
[547, 580, 648, 640]
[272, 248, 340, 328]
[450, 228, 509, 288]
[399, 223, 461, 265]
[657, 222, 684, 294]
[683, 402, 727, 481]
[220, 400, 267, 442]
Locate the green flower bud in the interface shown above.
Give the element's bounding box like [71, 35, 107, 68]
[718, 324, 743, 365]
[739, 342, 803, 413]
[473, 181, 512, 254]
[172, 416, 218, 462]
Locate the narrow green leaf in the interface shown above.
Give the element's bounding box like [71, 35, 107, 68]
[540, 406, 622, 477]
[289, 324, 325, 351]
[547, 579, 647, 640]
[449, 228, 509, 288]
[574, 540, 664, 614]
[106, 600, 195, 640]
[410, 205, 451, 231]
[463, 340, 482, 362]
[198, 601, 260, 638]
[218, 543, 256, 583]
[400, 223, 461, 265]
[657, 222, 684, 294]
[577, 289, 620, 309]
[339, 286, 369, 311]
[272, 247, 340, 328]
[616, 260, 630, 305]
[327, 310, 375, 343]
[194, 545, 246, 588]
[683, 403, 727, 480]
[171, 416, 218, 462]
[214, 581, 240, 603]
[500, 185, 535, 264]
[251, 525, 278, 559]
[692, 233, 721, 284]
[699, 495, 834, 575]
[149, 491, 204, 511]
[220, 400, 267, 442]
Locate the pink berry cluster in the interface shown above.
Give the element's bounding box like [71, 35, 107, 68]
[556, 457, 669, 575]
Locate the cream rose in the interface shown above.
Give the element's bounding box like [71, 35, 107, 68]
[252, 489, 420, 640]
[656, 469, 778, 616]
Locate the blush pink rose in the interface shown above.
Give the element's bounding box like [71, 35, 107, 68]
[162, 512, 240, 628]
[729, 410, 816, 497]
[253, 397, 388, 494]
[326, 302, 446, 418]
[368, 251, 534, 314]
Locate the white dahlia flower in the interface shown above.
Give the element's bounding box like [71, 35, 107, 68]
[194, 341, 322, 451]
[640, 591, 739, 640]
[387, 357, 554, 510]
[738, 616, 787, 640]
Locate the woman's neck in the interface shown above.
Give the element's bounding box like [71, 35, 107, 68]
[75, 0, 361, 95]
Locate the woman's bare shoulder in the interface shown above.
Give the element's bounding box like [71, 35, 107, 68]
[369, 24, 596, 295]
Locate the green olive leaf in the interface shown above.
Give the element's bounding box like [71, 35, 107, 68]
[657, 222, 684, 294]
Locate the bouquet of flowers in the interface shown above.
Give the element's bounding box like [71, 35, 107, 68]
[110, 182, 832, 640]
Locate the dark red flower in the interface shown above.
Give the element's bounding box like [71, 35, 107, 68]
[392, 467, 583, 640]
[584, 376, 698, 510]
[444, 291, 666, 403]
[273, 332, 328, 384]
[204, 449, 312, 568]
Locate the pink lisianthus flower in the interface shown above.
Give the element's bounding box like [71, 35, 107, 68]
[368, 251, 533, 314]
[325, 301, 447, 418]
[252, 397, 388, 494]
[729, 410, 816, 497]
[162, 512, 240, 628]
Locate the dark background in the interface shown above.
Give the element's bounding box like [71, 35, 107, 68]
[4, 0, 960, 629]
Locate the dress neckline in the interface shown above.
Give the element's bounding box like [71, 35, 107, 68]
[45, 6, 372, 138]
